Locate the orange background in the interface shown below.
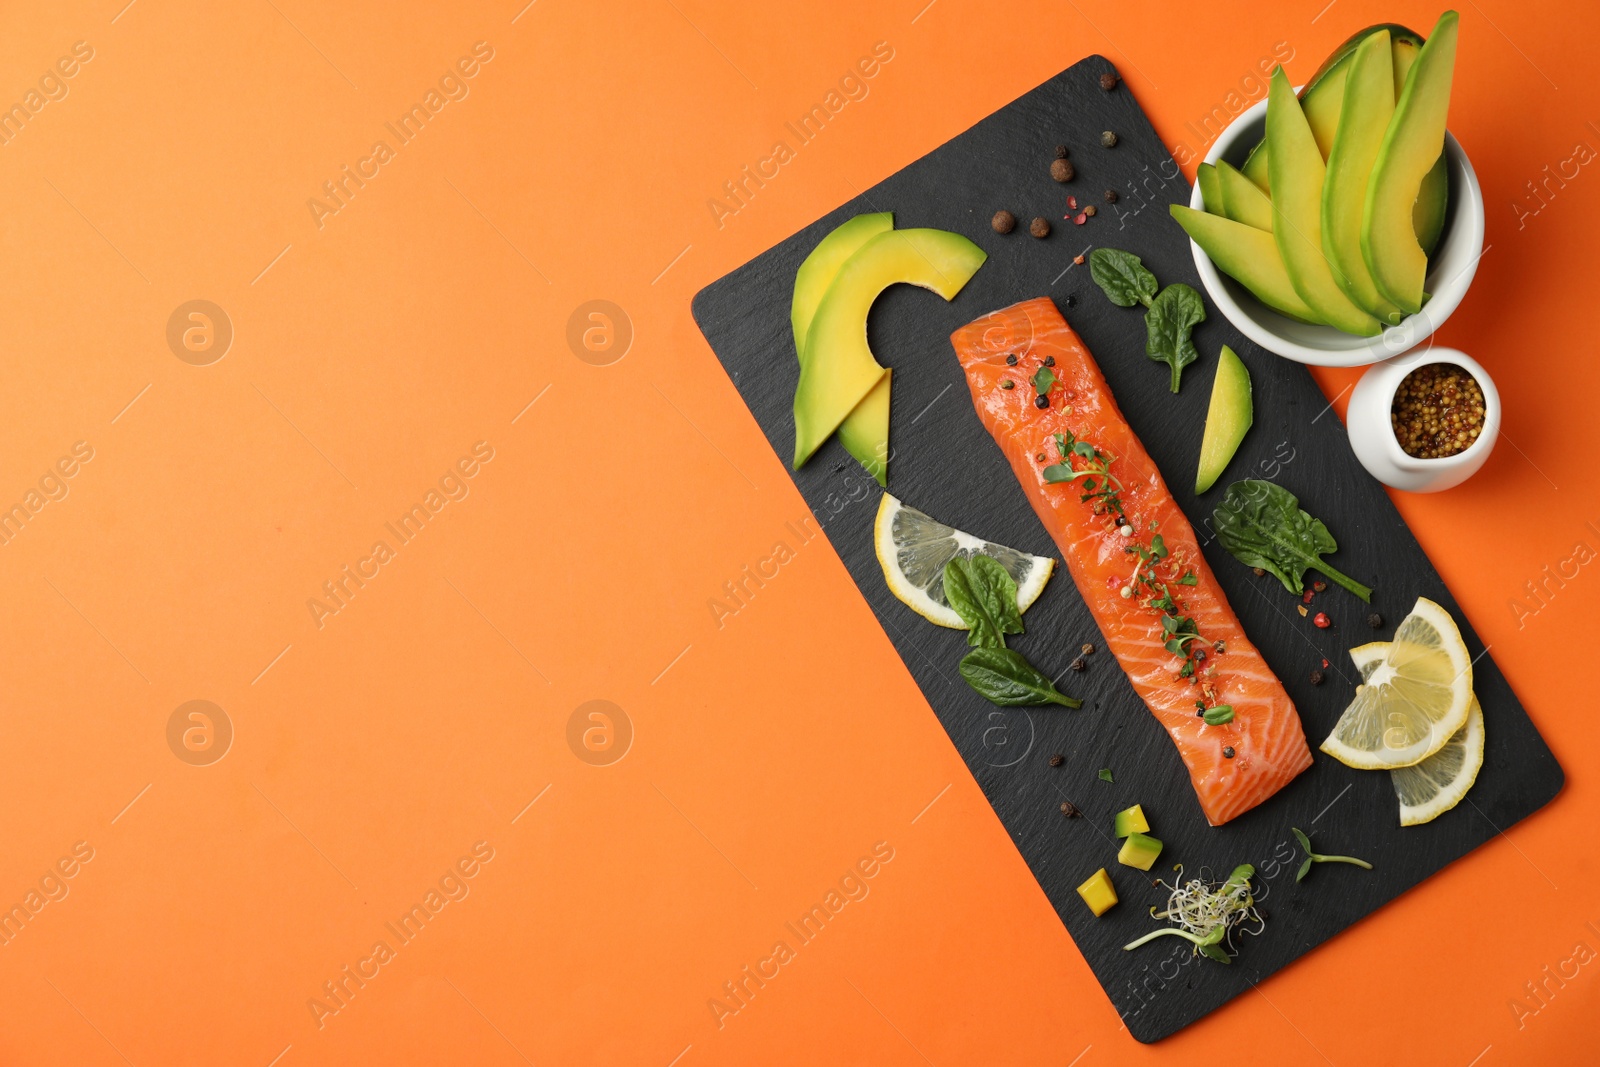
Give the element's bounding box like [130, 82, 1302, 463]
[0, 0, 1594, 1063]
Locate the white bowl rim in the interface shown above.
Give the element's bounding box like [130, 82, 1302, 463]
[1185, 92, 1485, 368]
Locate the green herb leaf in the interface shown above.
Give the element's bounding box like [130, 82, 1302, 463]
[1098, 767, 1114, 783]
[1089, 248, 1158, 308]
[942, 556, 1024, 648]
[1291, 827, 1312, 854]
[1032, 365, 1057, 395]
[1296, 856, 1313, 883]
[958, 647, 1083, 707]
[1198, 942, 1232, 964]
[1144, 283, 1206, 393]
[1212, 480, 1374, 602]
[1202, 704, 1235, 725]
[1177, 570, 1198, 586]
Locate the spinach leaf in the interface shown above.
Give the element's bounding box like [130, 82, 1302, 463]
[959, 647, 1083, 707]
[1031, 365, 1057, 396]
[1145, 283, 1205, 393]
[1212, 480, 1374, 602]
[1089, 248, 1158, 307]
[942, 556, 1024, 648]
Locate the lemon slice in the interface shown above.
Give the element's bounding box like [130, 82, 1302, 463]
[874, 493, 1053, 629]
[1319, 596, 1473, 770]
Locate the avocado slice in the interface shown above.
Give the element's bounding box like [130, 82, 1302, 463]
[1117, 832, 1164, 872]
[1076, 867, 1118, 917]
[1322, 31, 1407, 325]
[1195, 345, 1252, 494]
[1390, 33, 1450, 258]
[1216, 160, 1272, 231]
[793, 228, 986, 469]
[1266, 68, 1382, 336]
[1363, 11, 1459, 313]
[792, 214, 895, 482]
[1239, 23, 1428, 194]
[1112, 803, 1149, 838]
[1197, 163, 1223, 214]
[1170, 205, 1318, 324]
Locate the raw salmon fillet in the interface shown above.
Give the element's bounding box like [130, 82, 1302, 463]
[950, 297, 1311, 825]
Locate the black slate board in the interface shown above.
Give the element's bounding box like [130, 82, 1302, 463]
[690, 56, 1563, 1042]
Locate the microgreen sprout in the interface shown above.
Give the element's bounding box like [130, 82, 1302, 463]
[1292, 828, 1373, 882]
[1123, 863, 1262, 964]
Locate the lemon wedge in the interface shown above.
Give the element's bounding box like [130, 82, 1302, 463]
[1319, 596, 1473, 770]
[874, 493, 1053, 629]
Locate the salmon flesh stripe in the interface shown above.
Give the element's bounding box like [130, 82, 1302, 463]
[949, 297, 1311, 825]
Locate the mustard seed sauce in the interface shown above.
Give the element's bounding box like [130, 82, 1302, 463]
[1390, 363, 1486, 459]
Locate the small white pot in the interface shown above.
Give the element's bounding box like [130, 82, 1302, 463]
[1186, 92, 1485, 368]
[1346, 346, 1499, 492]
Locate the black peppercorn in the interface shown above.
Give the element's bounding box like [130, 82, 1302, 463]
[1034, 394, 1049, 409]
[1099, 71, 1119, 91]
[1367, 613, 1384, 628]
[1310, 669, 1325, 686]
[1054, 144, 1069, 159]
[1104, 189, 1119, 203]
[1060, 801, 1080, 818]
[1069, 657, 1086, 671]
[1222, 746, 1235, 759]
[1043, 356, 1055, 367]
[1006, 353, 1018, 365]
[1065, 294, 1077, 308]
[991, 209, 1017, 234]
[1048, 753, 1065, 767]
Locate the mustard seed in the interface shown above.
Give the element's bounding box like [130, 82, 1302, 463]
[1390, 363, 1486, 459]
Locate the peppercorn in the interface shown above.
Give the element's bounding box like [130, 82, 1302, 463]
[1054, 144, 1069, 159]
[1001, 380, 1014, 389]
[1044, 356, 1055, 367]
[1036, 453, 1046, 462]
[1309, 669, 1325, 686]
[1050, 158, 1075, 182]
[1313, 612, 1331, 629]
[1368, 613, 1384, 628]
[1005, 353, 1018, 366]
[1252, 567, 1266, 577]
[1060, 801, 1080, 818]
[1048, 753, 1065, 767]
[1030, 216, 1051, 238]
[1035, 394, 1049, 409]
[1099, 71, 1119, 91]
[1064, 294, 1078, 308]
[1081, 642, 1094, 655]
[991, 209, 1017, 234]
[1101, 130, 1118, 148]
[1104, 189, 1119, 203]
[1084, 205, 1097, 217]
[1070, 657, 1086, 672]
[1222, 746, 1235, 759]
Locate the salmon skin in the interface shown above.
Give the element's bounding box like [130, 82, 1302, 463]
[950, 297, 1311, 825]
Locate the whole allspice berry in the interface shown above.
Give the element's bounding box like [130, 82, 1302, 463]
[1029, 216, 1051, 238]
[991, 209, 1017, 234]
[1099, 71, 1119, 91]
[1050, 157, 1075, 182]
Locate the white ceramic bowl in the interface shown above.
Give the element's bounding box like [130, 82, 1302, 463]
[1346, 346, 1499, 492]
[1186, 93, 1484, 367]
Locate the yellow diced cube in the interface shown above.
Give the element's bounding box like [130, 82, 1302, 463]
[1117, 832, 1164, 872]
[1076, 867, 1118, 917]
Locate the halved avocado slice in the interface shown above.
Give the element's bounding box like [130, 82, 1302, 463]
[1197, 163, 1223, 214]
[1414, 155, 1449, 257]
[1363, 11, 1459, 313]
[1195, 345, 1252, 494]
[792, 213, 895, 482]
[792, 228, 986, 469]
[1322, 30, 1407, 325]
[1170, 204, 1318, 324]
[1266, 68, 1382, 336]
[1217, 160, 1272, 231]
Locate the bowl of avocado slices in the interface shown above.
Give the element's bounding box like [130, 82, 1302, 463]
[1172, 15, 1484, 367]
